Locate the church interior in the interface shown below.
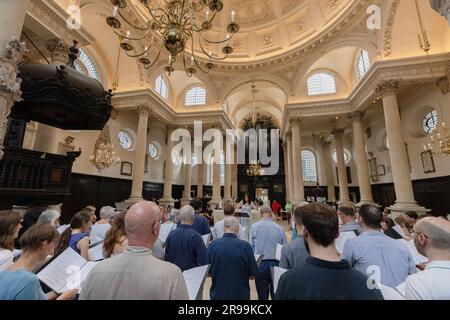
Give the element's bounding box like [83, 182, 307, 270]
[0, 0, 450, 302]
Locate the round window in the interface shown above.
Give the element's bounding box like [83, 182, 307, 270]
[149, 143, 159, 159]
[118, 130, 133, 150]
[422, 110, 438, 134]
[332, 149, 350, 164]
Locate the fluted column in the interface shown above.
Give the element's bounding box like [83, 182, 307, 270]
[232, 145, 238, 199]
[377, 80, 428, 216]
[181, 160, 192, 205]
[126, 105, 150, 203]
[333, 129, 351, 205]
[0, 0, 28, 158]
[160, 125, 176, 205]
[349, 112, 374, 205]
[322, 140, 336, 203]
[286, 132, 294, 202]
[290, 117, 304, 204]
[210, 159, 222, 208]
[224, 159, 232, 202]
[282, 141, 290, 202]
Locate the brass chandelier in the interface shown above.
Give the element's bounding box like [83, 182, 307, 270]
[414, 0, 450, 156]
[106, 0, 240, 76]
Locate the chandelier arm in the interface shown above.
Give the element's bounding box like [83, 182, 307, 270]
[199, 31, 234, 44]
[118, 10, 149, 31]
[191, 39, 211, 73]
[113, 28, 152, 41]
[198, 37, 228, 60]
[182, 52, 193, 78]
[143, 49, 162, 70]
[124, 44, 153, 58]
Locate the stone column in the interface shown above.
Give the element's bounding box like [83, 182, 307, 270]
[181, 161, 192, 206]
[349, 112, 375, 205]
[290, 117, 305, 204]
[322, 140, 336, 203]
[431, 0, 450, 26]
[0, 0, 28, 158]
[224, 163, 232, 202]
[333, 129, 351, 205]
[286, 132, 295, 202]
[377, 80, 428, 216]
[126, 105, 150, 204]
[160, 125, 176, 206]
[210, 159, 222, 208]
[232, 145, 238, 199]
[34, 39, 71, 154]
[197, 162, 204, 198]
[282, 141, 290, 202]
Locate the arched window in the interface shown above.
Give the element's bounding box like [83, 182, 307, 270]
[356, 50, 370, 80]
[149, 143, 159, 159]
[307, 73, 336, 96]
[118, 130, 133, 150]
[302, 150, 318, 182]
[155, 75, 168, 99]
[74, 49, 100, 81]
[422, 110, 438, 134]
[185, 86, 207, 106]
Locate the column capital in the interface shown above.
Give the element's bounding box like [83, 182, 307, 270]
[347, 111, 364, 122]
[332, 128, 345, 136]
[286, 132, 292, 139]
[289, 116, 303, 127]
[321, 139, 331, 147]
[376, 80, 399, 97]
[282, 141, 287, 149]
[437, 76, 449, 95]
[45, 38, 69, 65]
[137, 104, 151, 115]
[4, 37, 27, 65]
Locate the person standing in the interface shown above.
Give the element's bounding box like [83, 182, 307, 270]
[80, 201, 188, 300]
[0, 211, 22, 271]
[250, 205, 286, 300]
[271, 200, 281, 221]
[284, 200, 293, 230]
[208, 216, 258, 300]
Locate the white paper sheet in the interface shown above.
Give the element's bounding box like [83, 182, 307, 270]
[397, 239, 429, 265]
[272, 266, 288, 294]
[275, 243, 283, 261]
[88, 241, 104, 261]
[12, 249, 22, 258]
[335, 231, 357, 255]
[183, 264, 210, 300]
[254, 254, 263, 265]
[392, 225, 406, 238]
[37, 247, 94, 294]
[56, 224, 70, 234]
[202, 233, 211, 247]
[396, 282, 406, 297]
[159, 222, 176, 243]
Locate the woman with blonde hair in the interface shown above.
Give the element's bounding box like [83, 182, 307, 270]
[36, 209, 61, 228]
[0, 211, 22, 271]
[103, 211, 127, 258]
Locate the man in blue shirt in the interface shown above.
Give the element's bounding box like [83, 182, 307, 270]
[338, 205, 362, 235]
[165, 205, 207, 271]
[250, 205, 286, 300]
[208, 216, 258, 300]
[187, 198, 211, 236]
[276, 203, 383, 300]
[342, 204, 417, 288]
[280, 206, 309, 270]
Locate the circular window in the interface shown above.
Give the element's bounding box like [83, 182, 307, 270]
[422, 110, 438, 134]
[118, 130, 133, 150]
[149, 143, 159, 159]
[332, 149, 350, 164]
[384, 134, 389, 150]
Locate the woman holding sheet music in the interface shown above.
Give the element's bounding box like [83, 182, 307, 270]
[55, 210, 92, 261]
[0, 224, 77, 300]
[103, 211, 127, 258]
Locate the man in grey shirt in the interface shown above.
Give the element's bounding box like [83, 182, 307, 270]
[338, 205, 362, 235]
[342, 204, 416, 288]
[280, 206, 309, 269]
[80, 201, 189, 300]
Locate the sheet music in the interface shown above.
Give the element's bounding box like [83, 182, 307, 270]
[335, 231, 357, 255]
[88, 241, 104, 262]
[57, 224, 70, 234]
[379, 284, 405, 300]
[396, 282, 406, 297]
[397, 239, 429, 265]
[159, 223, 176, 243]
[254, 254, 263, 266]
[12, 249, 22, 258]
[275, 243, 283, 261]
[272, 266, 288, 294]
[183, 264, 210, 300]
[392, 225, 406, 238]
[37, 247, 88, 294]
[202, 233, 211, 247]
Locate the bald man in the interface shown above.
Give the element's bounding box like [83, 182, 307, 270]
[405, 217, 450, 300]
[80, 201, 188, 300]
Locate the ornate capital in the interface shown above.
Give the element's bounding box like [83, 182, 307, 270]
[347, 111, 364, 122]
[431, 0, 450, 25]
[282, 141, 287, 149]
[437, 76, 449, 95]
[376, 80, 399, 96]
[332, 128, 345, 136]
[289, 116, 303, 127]
[137, 104, 151, 115]
[4, 37, 27, 65]
[286, 132, 292, 139]
[45, 38, 69, 65]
